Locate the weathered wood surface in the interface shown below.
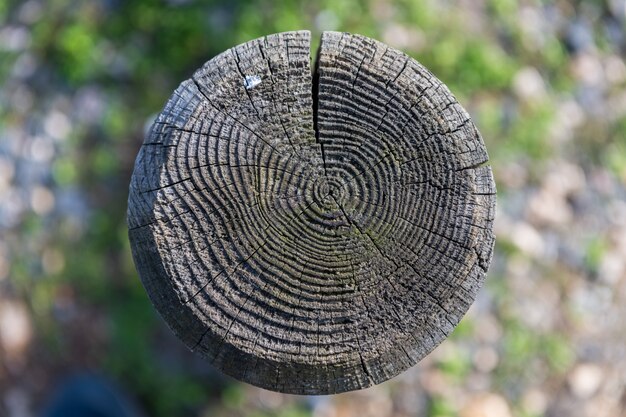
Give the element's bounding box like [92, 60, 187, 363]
[127, 30, 496, 394]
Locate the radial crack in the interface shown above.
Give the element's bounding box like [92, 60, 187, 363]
[311, 37, 328, 176]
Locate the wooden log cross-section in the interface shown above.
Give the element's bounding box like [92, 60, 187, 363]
[127, 31, 496, 395]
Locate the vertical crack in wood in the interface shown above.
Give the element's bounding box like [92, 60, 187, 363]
[311, 37, 327, 176]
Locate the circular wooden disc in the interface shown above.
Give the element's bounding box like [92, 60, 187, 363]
[127, 31, 496, 394]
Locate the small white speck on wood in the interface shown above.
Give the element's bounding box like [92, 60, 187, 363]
[244, 75, 262, 90]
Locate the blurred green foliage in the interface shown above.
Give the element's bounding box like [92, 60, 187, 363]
[428, 395, 456, 417]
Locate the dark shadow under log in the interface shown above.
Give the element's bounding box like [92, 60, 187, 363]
[127, 30, 496, 395]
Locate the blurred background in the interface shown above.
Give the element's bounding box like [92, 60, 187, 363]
[1, 0, 626, 416]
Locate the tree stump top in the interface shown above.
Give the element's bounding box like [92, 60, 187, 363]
[127, 31, 496, 394]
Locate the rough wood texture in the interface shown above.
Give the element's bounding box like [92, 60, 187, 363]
[127, 30, 496, 394]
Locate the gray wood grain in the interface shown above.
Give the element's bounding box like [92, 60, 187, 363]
[127, 30, 496, 394]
